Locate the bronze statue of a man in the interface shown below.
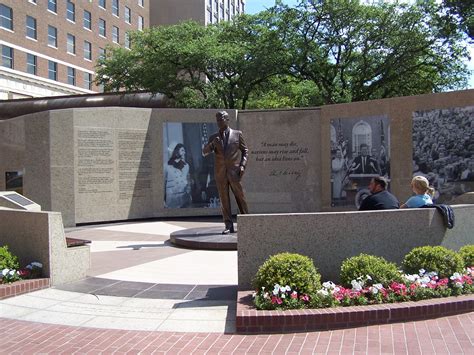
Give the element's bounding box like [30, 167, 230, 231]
[202, 111, 249, 234]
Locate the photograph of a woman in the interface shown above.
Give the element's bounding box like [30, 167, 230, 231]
[165, 143, 191, 208]
[163, 122, 220, 208]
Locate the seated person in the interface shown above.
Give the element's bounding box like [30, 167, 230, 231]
[400, 176, 434, 208]
[359, 176, 400, 211]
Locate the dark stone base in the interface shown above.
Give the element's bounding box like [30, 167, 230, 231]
[170, 226, 237, 250]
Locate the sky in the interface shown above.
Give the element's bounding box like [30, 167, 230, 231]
[245, 0, 474, 89]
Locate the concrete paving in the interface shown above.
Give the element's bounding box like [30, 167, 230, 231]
[0, 219, 238, 333]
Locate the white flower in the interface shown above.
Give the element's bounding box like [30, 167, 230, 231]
[8, 270, 16, 276]
[454, 281, 463, 288]
[322, 281, 336, 289]
[261, 286, 265, 291]
[366, 275, 372, 280]
[2, 269, 9, 276]
[369, 286, 379, 294]
[280, 286, 287, 293]
[281, 293, 286, 299]
[427, 271, 438, 278]
[285, 285, 291, 292]
[419, 268, 426, 275]
[404, 274, 419, 282]
[450, 273, 462, 280]
[373, 283, 384, 290]
[252, 291, 257, 298]
[420, 276, 431, 285]
[264, 292, 269, 299]
[272, 289, 279, 296]
[351, 280, 364, 291]
[317, 289, 329, 296]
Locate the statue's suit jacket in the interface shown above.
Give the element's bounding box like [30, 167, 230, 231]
[203, 128, 249, 183]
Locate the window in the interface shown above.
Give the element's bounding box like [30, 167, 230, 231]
[138, 15, 143, 31]
[220, 1, 224, 20]
[48, 60, 57, 80]
[112, 0, 119, 16]
[67, 34, 76, 54]
[352, 121, 372, 155]
[241, 2, 245, 13]
[26, 16, 37, 40]
[29, 0, 37, 4]
[48, 25, 57, 47]
[99, 18, 106, 37]
[84, 41, 92, 60]
[124, 32, 130, 49]
[84, 72, 92, 90]
[0, 4, 13, 31]
[125, 7, 131, 23]
[48, 0, 57, 13]
[67, 1, 75, 22]
[207, 9, 212, 24]
[26, 53, 37, 75]
[83, 10, 91, 30]
[112, 26, 119, 43]
[67, 67, 75, 86]
[98, 47, 106, 60]
[99, 0, 106, 8]
[138, 0, 144, 7]
[1, 45, 13, 68]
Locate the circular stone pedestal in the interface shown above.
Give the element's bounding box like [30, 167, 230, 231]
[170, 226, 237, 250]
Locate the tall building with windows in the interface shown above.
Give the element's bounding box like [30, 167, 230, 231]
[150, 0, 245, 27]
[0, 0, 148, 99]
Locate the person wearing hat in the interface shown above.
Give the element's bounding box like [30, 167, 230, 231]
[202, 111, 249, 234]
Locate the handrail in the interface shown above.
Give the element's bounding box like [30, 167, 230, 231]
[0, 92, 170, 120]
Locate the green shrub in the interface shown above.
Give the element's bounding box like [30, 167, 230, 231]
[253, 253, 321, 295]
[458, 245, 474, 268]
[402, 246, 464, 278]
[340, 254, 402, 287]
[0, 245, 19, 270]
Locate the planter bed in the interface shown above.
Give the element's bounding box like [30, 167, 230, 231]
[0, 279, 50, 300]
[236, 291, 474, 334]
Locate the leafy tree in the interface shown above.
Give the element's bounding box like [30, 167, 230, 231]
[96, 14, 289, 109]
[279, 0, 470, 104]
[440, 0, 473, 39]
[96, 1, 470, 109]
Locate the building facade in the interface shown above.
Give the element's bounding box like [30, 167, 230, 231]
[150, 0, 245, 27]
[0, 0, 148, 99]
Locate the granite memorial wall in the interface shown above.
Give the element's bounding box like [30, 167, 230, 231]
[0, 89, 473, 226]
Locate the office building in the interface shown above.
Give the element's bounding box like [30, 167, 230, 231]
[150, 0, 245, 27]
[0, 0, 149, 99]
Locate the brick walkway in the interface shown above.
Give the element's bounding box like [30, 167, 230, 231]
[1, 312, 473, 354]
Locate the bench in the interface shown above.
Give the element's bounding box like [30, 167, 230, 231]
[237, 204, 474, 290]
[0, 209, 90, 286]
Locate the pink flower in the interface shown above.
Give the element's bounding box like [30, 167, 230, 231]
[291, 291, 298, 299]
[390, 282, 407, 295]
[271, 296, 282, 305]
[300, 294, 310, 302]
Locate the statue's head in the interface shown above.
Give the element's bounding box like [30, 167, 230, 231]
[216, 111, 229, 130]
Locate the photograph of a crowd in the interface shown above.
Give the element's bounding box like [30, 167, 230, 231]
[412, 106, 474, 203]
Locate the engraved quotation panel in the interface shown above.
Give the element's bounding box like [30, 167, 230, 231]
[75, 127, 152, 219]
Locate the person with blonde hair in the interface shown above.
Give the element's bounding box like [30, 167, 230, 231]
[400, 175, 435, 208]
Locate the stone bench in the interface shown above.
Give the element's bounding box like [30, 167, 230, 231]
[237, 204, 474, 290]
[0, 209, 90, 286]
